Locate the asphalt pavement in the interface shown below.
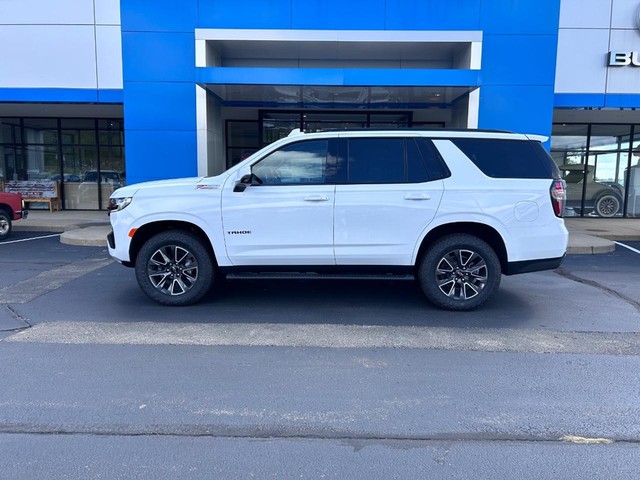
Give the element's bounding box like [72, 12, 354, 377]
[1, 232, 640, 478]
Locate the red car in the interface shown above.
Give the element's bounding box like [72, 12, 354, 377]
[0, 191, 27, 240]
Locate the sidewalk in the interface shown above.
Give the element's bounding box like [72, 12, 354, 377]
[12, 209, 640, 254]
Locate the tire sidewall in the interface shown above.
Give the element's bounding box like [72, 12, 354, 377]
[0, 211, 11, 241]
[135, 231, 214, 306]
[595, 194, 620, 217]
[418, 234, 501, 311]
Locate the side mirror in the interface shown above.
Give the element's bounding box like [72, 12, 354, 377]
[233, 174, 253, 193]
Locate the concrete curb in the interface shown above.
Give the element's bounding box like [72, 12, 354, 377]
[566, 233, 615, 255]
[60, 226, 110, 247]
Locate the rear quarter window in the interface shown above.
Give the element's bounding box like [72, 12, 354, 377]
[451, 138, 557, 179]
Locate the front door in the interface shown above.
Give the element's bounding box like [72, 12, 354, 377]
[222, 138, 337, 266]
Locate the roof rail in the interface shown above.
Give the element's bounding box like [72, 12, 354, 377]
[309, 127, 515, 134]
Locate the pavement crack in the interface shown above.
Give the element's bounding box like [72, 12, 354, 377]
[0, 425, 636, 445]
[554, 268, 640, 313]
[0, 305, 32, 333]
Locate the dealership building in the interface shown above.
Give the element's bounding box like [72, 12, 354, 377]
[1, 0, 640, 215]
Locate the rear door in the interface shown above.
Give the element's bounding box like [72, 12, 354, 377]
[334, 137, 445, 265]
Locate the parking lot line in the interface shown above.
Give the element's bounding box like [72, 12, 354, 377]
[0, 234, 61, 245]
[614, 242, 640, 256]
[0, 257, 113, 304]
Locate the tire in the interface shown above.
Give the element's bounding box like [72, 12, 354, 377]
[595, 194, 621, 217]
[0, 210, 12, 241]
[135, 231, 215, 306]
[418, 234, 501, 311]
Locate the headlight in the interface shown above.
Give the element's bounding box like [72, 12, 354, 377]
[107, 196, 132, 213]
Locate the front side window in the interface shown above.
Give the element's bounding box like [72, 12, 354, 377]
[252, 140, 329, 185]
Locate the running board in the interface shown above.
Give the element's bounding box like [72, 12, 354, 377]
[225, 272, 415, 281]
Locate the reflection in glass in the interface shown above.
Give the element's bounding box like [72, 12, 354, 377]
[1, 116, 124, 209]
[253, 140, 328, 184]
[23, 118, 58, 145]
[551, 124, 632, 217]
[0, 118, 21, 144]
[550, 124, 588, 151]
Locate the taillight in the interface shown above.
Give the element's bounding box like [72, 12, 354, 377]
[550, 179, 566, 218]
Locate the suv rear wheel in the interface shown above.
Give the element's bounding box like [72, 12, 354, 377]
[418, 234, 501, 311]
[135, 231, 214, 305]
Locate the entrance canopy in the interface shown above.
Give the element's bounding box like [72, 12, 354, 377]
[203, 84, 477, 109]
[195, 28, 481, 108]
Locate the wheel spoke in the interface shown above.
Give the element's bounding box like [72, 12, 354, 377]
[147, 244, 199, 297]
[149, 272, 171, 284]
[439, 279, 456, 297]
[437, 257, 455, 272]
[460, 250, 474, 268]
[151, 248, 171, 266]
[463, 281, 480, 299]
[434, 247, 490, 303]
[175, 247, 189, 265]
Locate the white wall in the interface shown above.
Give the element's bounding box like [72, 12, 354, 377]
[556, 0, 640, 94]
[0, 0, 122, 89]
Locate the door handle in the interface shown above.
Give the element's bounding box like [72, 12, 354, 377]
[404, 193, 431, 200]
[304, 195, 329, 202]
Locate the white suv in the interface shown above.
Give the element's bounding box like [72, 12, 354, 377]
[107, 129, 568, 310]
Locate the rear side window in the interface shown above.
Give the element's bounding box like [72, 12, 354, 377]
[451, 139, 556, 179]
[343, 138, 447, 184]
[415, 138, 451, 181]
[347, 138, 405, 184]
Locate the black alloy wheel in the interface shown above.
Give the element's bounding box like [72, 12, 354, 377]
[418, 234, 501, 311]
[135, 231, 215, 306]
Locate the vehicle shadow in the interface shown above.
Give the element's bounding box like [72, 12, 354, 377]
[106, 274, 538, 330]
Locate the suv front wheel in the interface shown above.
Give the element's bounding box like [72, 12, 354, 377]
[135, 231, 215, 305]
[418, 234, 501, 311]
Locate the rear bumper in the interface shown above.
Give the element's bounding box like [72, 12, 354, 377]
[505, 255, 565, 275]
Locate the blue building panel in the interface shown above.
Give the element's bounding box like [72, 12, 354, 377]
[124, 130, 199, 185]
[479, 85, 555, 138]
[604, 94, 640, 109]
[121, 0, 198, 32]
[479, 0, 560, 35]
[198, 0, 292, 29]
[481, 34, 559, 86]
[122, 32, 195, 83]
[123, 82, 197, 131]
[118, 0, 563, 182]
[291, 0, 386, 30]
[196, 67, 480, 87]
[384, 0, 481, 30]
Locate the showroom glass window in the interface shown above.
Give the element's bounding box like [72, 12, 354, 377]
[551, 123, 638, 218]
[0, 117, 124, 210]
